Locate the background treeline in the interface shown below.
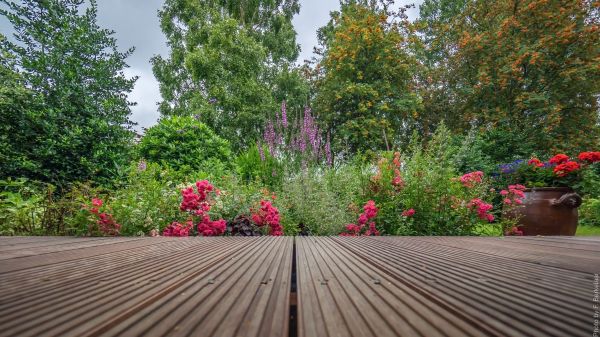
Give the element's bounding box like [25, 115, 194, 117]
[0, 0, 599, 236]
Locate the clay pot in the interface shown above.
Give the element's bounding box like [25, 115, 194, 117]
[513, 187, 582, 236]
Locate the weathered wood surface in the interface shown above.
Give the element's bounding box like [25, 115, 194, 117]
[0, 236, 598, 337]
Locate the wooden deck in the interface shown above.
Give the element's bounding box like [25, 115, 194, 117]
[0, 236, 598, 337]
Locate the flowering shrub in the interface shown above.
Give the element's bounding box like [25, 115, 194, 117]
[468, 199, 494, 222]
[250, 200, 283, 236]
[341, 200, 380, 236]
[368, 126, 498, 235]
[163, 180, 228, 237]
[79, 197, 121, 236]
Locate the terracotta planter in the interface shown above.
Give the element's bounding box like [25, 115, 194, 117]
[513, 187, 582, 236]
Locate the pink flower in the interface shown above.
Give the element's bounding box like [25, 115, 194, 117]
[460, 171, 484, 188]
[500, 190, 509, 196]
[503, 198, 512, 205]
[91, 198, 103, 207]
[401, 209, 415, 217]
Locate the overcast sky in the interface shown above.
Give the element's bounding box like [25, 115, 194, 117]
[1, 0, 422, 131]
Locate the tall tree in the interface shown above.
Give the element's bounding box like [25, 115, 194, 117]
[0, 39, 42, 179]
[419, 0, 600, 157]
[0, 0, 137, 186]
[152, 0, 308, 150]
[313, 0, 421, 154]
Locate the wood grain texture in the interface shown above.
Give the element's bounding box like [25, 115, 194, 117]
[0, 236, 598, 337]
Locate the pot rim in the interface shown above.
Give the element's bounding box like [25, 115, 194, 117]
[524, 187, 573, 192]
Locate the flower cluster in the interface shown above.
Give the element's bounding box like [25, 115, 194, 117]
[86, 198, 120, 236]
[468, 198, 494, 223]
[460, 171, 484, 188]
[549, 154, 569, 165]
[401, 208, 415, 217]
[163, 221, 193, 237]
[166, 180, 227, 237]
[578, 151, 600, 163]
[341, 200, 380, 236]
[197, 215, 227, 236]
[553, 160, 580, 177]
[251, 200, 283, 236]
[500, 184, 526, 205]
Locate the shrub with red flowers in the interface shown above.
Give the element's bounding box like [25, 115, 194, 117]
[499, 184, 526, 206]
[163, 221, 193, 237]
[340, 200, 380, 236]
[165, 180, 228, 237]
[250, 200, 283, 236]
[467, 198, 494, 223]
[80, 197, 121, 236]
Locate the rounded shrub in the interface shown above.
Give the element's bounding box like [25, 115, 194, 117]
[138, 116, 232, 172]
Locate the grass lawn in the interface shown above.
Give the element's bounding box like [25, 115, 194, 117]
[575, 224, 600, 236]
[475, 224, 600, 236]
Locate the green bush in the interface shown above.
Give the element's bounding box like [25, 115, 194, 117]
[580, 198, 600, 227]
[277, 164, 367, 235]
[109, 163, 183, 235]
[138, 116, 232, 173]
[368, 126, 497, 235]
[236, 144, 284, 189]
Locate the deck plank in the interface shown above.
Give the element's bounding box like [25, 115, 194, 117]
[296, 236, 599, 337]
[0, 235, 598, 337]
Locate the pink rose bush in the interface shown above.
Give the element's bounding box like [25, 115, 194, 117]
[164, 180, 227, 237]
[341, 200, 380, 236]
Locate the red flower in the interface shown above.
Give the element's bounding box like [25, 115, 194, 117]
[250, 200, 282, 235]
[340, 200, 380, 236]
[578, 151, 600, 163]
[401, 209, 415, 217]
[527, 158, 544, 167]
[468, 198, 494, 222]
[91, 198, 103, 207]
[549, 154, 569, 165]
[553, 161, 580, 177]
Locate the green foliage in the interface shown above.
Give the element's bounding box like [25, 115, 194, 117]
[152, 0, 307, 150]
[417, 0, 600, 158]
[138, 116, 232, 173]
[0, 179, 46, 235]
[314, 1, 421, 154]
[368, 126, 496, 235]
[108, 163, 183, 236]
[277, 164, 368, 235]
[580, 198, 600, 227]
[0, 47, 43, 180]
[236, 144, 284, 189]
[450, 128, 496, 175]
[0, 0, 137, 186]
